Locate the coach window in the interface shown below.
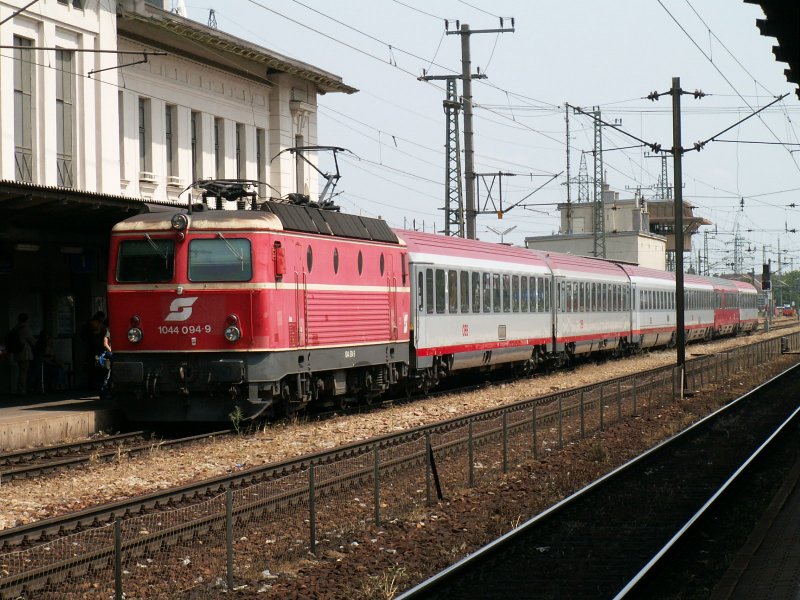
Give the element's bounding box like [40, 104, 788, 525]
[460, 271, 470, 313]
[333, 248, 339, 273]
[572, 282, 579, 312]
[380, 253, 385, 276]
[541, 278, 548, 312]
[472, 272, 481, 313]
[425, 269, 434, 314]
[493, 273, 501, 313]
[511, 275, 519, 313]
[544, 278, 551, 312]
[502, 274, 511, 312]
[448, 270, 458, 313]
[435, 269, 446, 314]
[306, 246, 313, 273]
[188, 238, 252, 282]
[521, 276, 529, 312]
[358, 250, 363, 275]
[483, 273, 492, 313]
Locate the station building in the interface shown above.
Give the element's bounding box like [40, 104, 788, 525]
[0, 0, 354, 392]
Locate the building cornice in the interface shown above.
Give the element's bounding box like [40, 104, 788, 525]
[117, 3, 357, 95]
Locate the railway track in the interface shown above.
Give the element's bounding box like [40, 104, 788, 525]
[0, 430, 231, 482]
[0, 331, 795, 598]
[396, 363, 800, 600]
[0, 330, 790, 553]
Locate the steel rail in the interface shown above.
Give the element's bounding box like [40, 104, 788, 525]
[396, 360, 800, 599]
[0, 334, 788, 555]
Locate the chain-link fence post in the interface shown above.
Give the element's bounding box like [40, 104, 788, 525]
[600, 386, 605, 431]
[373, 446, 381, 526]
[309, 465, 316, 555]
[425, 432, 432, 506]
[115, 517, 122, 600]
[468, 422, 474, 487]
[502, 412, 508, 473]
[226, 488, 234, 591]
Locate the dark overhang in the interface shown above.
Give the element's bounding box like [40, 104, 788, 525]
[744, 0, 800, 99]
[0, 181, 173, 244]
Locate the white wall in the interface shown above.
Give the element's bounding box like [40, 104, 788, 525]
[0, 0, 114, 191]
[0, 0, 323, 203]
[116, 40, 320, 203]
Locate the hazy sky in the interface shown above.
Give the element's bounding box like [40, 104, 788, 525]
[184, 0, 800, 275]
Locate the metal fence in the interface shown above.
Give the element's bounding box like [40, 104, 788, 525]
[1, 333, 797, 598]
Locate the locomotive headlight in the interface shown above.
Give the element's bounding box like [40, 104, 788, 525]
[224, 325, 241, 343]
[171, 213, 189, 231]
[127, 327, 143, 343]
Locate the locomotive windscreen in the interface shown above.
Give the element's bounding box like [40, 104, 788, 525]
[260, 201, 398, 244]
[117, 238, 175, 282]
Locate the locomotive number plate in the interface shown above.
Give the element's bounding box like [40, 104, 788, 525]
[158, 325, 212, 335]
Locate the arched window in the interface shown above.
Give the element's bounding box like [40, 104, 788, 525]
[333, 248, 339, 274]
[357, 250, 363, 275]
[306, 246, 313, 273]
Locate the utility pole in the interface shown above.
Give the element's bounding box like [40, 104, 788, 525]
[671, 77, 687, 383]
[577, 152, 590, 203]
[447, 21, 514, 239]
[565, 104, 573, 233]
[418, 74, 467, 236]
[703, 230, 709, 276]
[659, 154, 672, 199]
[592, 107, 606, 258]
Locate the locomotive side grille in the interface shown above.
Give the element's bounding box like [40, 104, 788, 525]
[307, 291, 391, 344]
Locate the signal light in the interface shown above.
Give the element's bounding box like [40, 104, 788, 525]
[762, 263, 771, 291]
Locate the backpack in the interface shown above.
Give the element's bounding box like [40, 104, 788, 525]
[5, 327, 23, 354]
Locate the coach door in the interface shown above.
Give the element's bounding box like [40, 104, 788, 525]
[387, 255, 398, 341]
[551, 275, 564, 352]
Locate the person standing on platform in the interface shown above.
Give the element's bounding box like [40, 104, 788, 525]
[10, 313, 36, 395]
[80, 311, 105, 391]
[99, 320, 113, 399]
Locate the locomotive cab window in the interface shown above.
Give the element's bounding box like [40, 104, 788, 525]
[188, 237, 252, 282]
[117, 238, 175, 282]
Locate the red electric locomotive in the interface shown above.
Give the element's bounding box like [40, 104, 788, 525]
[108, 200, 410, 421]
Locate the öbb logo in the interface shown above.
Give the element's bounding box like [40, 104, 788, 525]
[165, 297, 198, 322]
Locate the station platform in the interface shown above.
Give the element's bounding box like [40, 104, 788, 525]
[713, 457, 800, 599]
[0, 393, 121, 451]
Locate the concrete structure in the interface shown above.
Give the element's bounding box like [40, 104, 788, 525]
[526, 185, 668, 270]
[526, 231, 668, 270]
[0, 0, 354, 394]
